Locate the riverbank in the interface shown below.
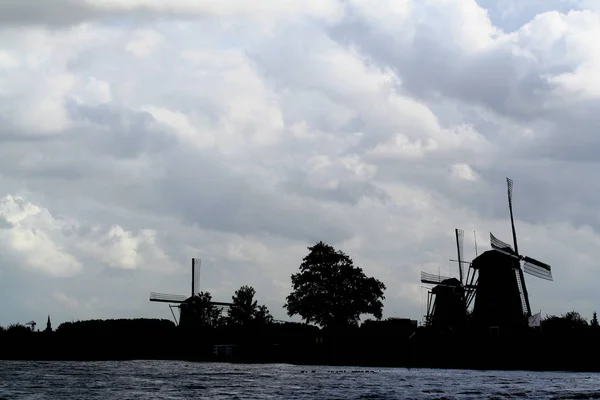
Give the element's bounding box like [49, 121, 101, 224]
[3, 318, 600, 372]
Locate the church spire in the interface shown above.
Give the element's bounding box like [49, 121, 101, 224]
[45, 315, 52, 332]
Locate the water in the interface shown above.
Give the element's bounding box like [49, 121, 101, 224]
[1, 361, 599, 399]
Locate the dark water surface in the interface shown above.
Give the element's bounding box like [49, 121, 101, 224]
[1, 360, 600, 399]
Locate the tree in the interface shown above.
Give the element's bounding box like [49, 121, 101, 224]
[5, 324, 32, 336]
[227, 286, 273, 327]
[284, 241, 386, 328]
[180, 291, 223, 329]
[542, 310, 589, 336]
[592, 311, 599, 328]
[562, 310, 588, 327]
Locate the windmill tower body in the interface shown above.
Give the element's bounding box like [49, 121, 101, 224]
[471, 250, 526, 331]
[429, 278, 466, 329]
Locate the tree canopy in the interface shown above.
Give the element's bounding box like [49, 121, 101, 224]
[227, 285, 273, 327]
[543, 310, 589, 336]
[179, 291, 223, 329]
[284, 241, 386, 328]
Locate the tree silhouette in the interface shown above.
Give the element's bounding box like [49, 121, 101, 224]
[592, 311, 599, 328]
[284, 241, 386, 328]
[227, 285, 273, 326]
[563, 310, 588, 327]
[5, 324, 33, 337]
[543, 310, 589, 337]
[180, 291, 223, 329]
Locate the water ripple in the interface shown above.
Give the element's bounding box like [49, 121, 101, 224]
[1, 361, 600, 399]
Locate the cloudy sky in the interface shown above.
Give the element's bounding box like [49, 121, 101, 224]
[1, 0, 599, 328]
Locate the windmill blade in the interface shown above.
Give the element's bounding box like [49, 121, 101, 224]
[193, 258, 201, 296]
[506, 177, 521, 256]
[490, 232, 515, 253]
[421, 271, 452, 285]
[149, 292, 187, 303]
[522, 256, 553, 281]
[523, 263, 553, 281]
[455, 229, 465, 284]
[522, 256, 551, 271]
[491, 247, 520, 261]
[456, 229, 464, 261]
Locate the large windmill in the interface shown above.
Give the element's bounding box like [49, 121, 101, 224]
[470, 177, 553, 334]
[149, 258, 233, 327]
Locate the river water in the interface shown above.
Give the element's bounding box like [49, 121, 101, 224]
[1, 360, 599, 399]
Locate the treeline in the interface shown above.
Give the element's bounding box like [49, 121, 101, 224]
[0, 316, 417, 365]
[5, 311, 600, 370]
[0, 237, 414, 364]
[414, 310, 600, 372]
[4, 240, 600, 370]
[2, 309, 593, 339]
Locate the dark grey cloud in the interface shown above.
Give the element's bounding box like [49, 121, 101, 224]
[0, 0, 100, 27]
[156, 146, 354, 244]
[67, 103, 178, 158]
[278, 169, 390, 206]
[0, 0, 343, 27]
[328, 16, 557, 123]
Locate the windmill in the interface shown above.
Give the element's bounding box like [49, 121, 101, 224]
[149, 258, 233, 327]
[470, 177, 553, 334]
[421, 229, 474, 331]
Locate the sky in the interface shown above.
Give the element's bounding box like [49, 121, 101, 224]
[0, 0, 599, 328]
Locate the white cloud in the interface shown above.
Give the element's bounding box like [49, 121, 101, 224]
[99, 225, 146, 270]
[0, 50, 19, 69]
[368, 134, 438, 160]
[125, 29, 164, 58]
[450, 163, 480, 181]
[54, 292, 79, 308]
[0, 195, 82, 277]
[74, 77, 112, 106]
[142, 105, 215, 149]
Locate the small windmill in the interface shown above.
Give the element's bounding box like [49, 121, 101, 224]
[470, 177, 553, 331]
[421, 229, 473, 330]
[149, 258, 232, 326]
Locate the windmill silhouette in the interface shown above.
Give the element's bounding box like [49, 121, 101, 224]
[470, 177, 553, 334]
[421, 229, 469, 331]
[149, 258, 232, 326]
[420, 178, 553, 336]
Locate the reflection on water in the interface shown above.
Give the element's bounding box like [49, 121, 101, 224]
[1, 360, 600, 399]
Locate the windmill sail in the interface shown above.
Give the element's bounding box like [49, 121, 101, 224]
[456, 229, 464, 284]
[149, 292, 187, 303]
[193, 258, 201, 296]
[507, 177, 520, 256]
[523, 256, 553, 281]
[490, 232, 514, 252]
[421, 271, 452, 285]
